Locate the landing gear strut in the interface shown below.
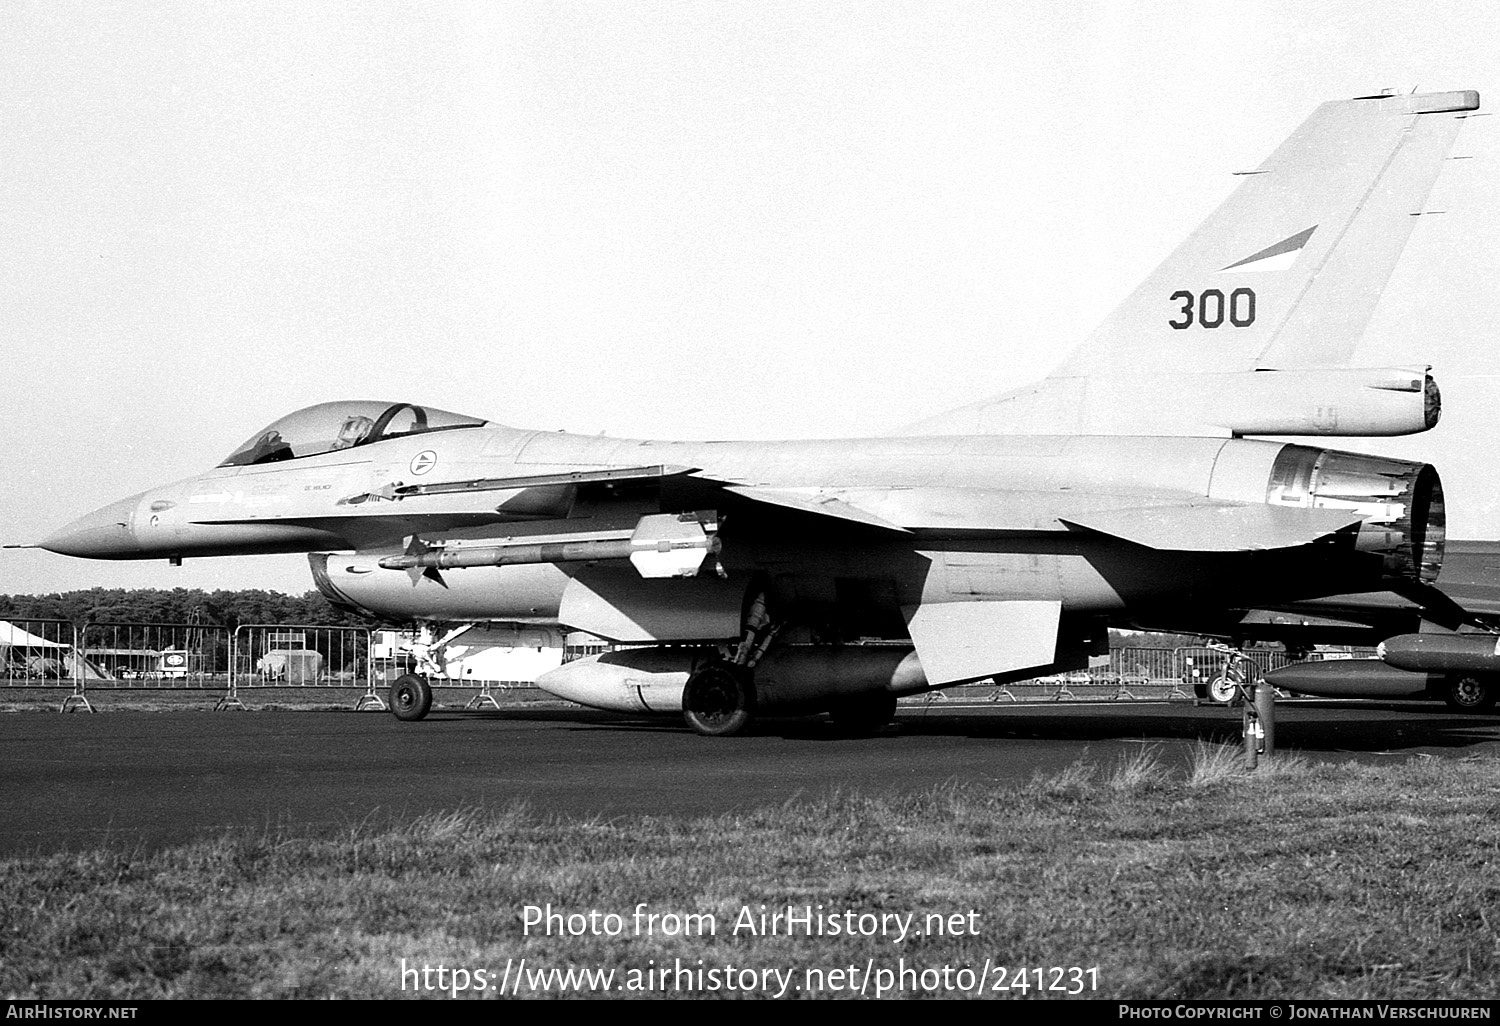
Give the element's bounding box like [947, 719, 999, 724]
[388, 622, 474, 722]
[682, 585, 780, 737]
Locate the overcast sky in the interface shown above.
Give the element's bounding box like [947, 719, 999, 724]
[4, 1, 1499, 597]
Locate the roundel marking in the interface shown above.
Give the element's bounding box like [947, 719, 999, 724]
[410, 450, 438, 476]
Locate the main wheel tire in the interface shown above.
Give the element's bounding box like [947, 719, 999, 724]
[828, 692, 898, 732]
[682, 664, 754, 737]
[1208, 676, 1239, 704]
[1443, 673, 1497, 713]
[391, 673, 433, 721]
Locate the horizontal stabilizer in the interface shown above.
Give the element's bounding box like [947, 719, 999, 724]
[1059, 502, 1362, 552]
[721, 486, 911, 533]
[1387, 579, 1490, 631]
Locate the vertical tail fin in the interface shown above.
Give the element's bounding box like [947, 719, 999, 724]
[910, 90, 1479, 437]
[1057, 89, 1478, 377]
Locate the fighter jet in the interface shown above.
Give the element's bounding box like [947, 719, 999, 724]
[31, 89, 1479, 735]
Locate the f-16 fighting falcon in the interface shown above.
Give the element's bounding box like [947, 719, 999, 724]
[29, 90, 1480, 734]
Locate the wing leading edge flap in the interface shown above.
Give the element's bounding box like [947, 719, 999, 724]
[1059, 502, 1363, 552]
[902, 600, 1062, 686]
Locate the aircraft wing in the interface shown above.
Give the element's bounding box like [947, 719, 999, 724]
[719, 486, 911, 533]
[1058, 503, 1363, 552]
[724, 485, 1364, 551]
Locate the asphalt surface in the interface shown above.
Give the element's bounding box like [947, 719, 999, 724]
[3, 699, 1499, 857]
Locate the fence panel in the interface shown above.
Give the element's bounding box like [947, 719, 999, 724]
[230, 625, 372, 689]
[925, 643, 1317, 705]
[79, 622, 231, 689]
[1112, 647, 1181, 683]
[1, 618, 80, 684]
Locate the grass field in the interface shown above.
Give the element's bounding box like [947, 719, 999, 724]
[3, 744, 1498, 1000]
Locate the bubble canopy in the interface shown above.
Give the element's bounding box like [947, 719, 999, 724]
[218, 401, 489, 467]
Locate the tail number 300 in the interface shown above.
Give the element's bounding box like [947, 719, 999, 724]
[1168, 288, 1255, 329]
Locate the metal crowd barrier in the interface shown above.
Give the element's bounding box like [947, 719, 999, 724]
[921, 645, 1323, 706]
[79, 622, 231, 690]
[2, 618, 236, 711]
[0, 618, 386, 712]
[0, 618, 91, 711]
[2, 618, 1369, 714]
[1, 616, 554, 712]
[227, 624, 382, 711]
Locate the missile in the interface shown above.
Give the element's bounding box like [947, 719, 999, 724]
[378, 511, 721, 581]
[536, 645, 927, 714]
[1264, 658, 1435, 699]
[1377, 633, 1500, 673]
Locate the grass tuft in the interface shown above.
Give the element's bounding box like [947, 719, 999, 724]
[1187, 740, 1248, 786]
[1107, 744, 1166, 792]
[1035, 754, 1097, 795]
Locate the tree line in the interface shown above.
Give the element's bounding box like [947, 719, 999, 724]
[0, 589, 1225, 650]
[0, 588, 381, 629]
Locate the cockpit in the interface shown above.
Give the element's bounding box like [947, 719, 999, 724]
[218, 401, 489, 467]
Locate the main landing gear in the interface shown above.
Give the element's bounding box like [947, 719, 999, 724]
[679, 586, 905, 738]
[681, 663, 756, 737]
[1442, 673, 1497, 713]
[682, 587, 780, 737]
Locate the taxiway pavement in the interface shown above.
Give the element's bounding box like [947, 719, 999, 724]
[3, 700, 1498, 856]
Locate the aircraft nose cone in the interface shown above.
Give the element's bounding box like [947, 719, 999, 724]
[38, 494, 144, 558]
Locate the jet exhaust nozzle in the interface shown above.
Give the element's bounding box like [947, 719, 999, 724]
[1267, 446, 1444, 583]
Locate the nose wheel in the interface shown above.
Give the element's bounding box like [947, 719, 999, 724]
[391, 674, 433, 721]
